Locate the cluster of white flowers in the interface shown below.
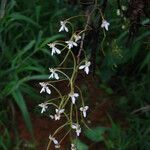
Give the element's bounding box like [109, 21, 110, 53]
[38, 16, 110, 149]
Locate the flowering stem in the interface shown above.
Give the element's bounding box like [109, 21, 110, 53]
[59, 129, 71, 144]
[48, 83, 63, 100]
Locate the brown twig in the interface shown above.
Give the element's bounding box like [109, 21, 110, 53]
[77, 8, 92, 64]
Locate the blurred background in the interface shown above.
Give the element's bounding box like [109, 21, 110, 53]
[0, 0, 150, 150]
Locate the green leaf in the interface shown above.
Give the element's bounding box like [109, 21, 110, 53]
[76, 139, 88, 150]
[10, 13, 40, 28]
[12, 90, 33, 135]
[12, 40, 36, 67]
[84, 127, 108, 142]
[40, 34, 64, 48]
[140, 52, 150, 70]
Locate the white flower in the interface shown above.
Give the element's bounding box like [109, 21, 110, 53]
[121, 5, 127, 11]
[72, 123, 81, 136]
[117, 9, 121, 16]
[65, 40, 77, 49]
[38, 103, 48, 113]
[39, 82, 51, 94]
[73, 34, 81, 42]
[101, 20, 110, 31]
[79, 61, 91, 74]
[68, 92, 79, 104]
[49, 115, 54, 119]
[54, 108, 65, 120]
[55, 144, 60, 149]
[122, 25, 125, 29]
[80, 106, 89, 118]
[47, 43, 61, 56]
[71, 143, 76, 150]
[53, 138, 60, 149]
[49, 135, 60, 149]
[59, 21, 69, 32]
[49, 68, 59, 80]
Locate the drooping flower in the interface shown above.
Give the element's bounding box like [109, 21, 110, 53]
[53, 139, 60, 149]
[39, 82, 51, 94]
[79, 61, 91, 74]
[54, 108, 65, 120]
[101, 20, 110, 31]
[71, 143, 76, 150]
[80, 106, 89, 118]
[59, 21, 69, 32]
[55, 144, 60, 149]
[65, 40, 77, 49]
[47, 43, 61, 56]
[38, 103, 48, 113]
[72, 123, 81, 136]
[49, 135, 60, 149]
[49, 68, 59, 80]
[73, 34, 81, 42]
[68, 92, 79, 104]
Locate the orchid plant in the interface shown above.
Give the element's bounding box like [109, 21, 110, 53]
[38, 7, 110, 150]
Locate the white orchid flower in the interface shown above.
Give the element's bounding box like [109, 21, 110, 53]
[53, 138, 58, 144]
[80, 106, 89, 118]
[39, 82, 51, 94]
[49, 135, 60, 148]
[49, 68, 59, 80]
[73, 34, 81, 42]
[55, 144, 60, 149]
[59, 21, 69, 32]
[101, 20, 110, 31]
[38, 103, 48, 113]
[71, 143, 76, 150]
[68, 92, 79, 104]
[72, 123, 81, 136]
[53, 138, 60, 149]
[54, 108, 65, 120]
[47, 43, 61, 56]
[79, 61, 91, 74]
[65, 40, 77, 49]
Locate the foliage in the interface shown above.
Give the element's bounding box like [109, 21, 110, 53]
[0, 0, 67, 148]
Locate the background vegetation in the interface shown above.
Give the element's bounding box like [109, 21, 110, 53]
[0, 0, 149, 149]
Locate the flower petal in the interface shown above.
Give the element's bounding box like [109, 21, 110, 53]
[46, 87, 51, 94]
[54, 73, 59, 80]
[40, 87, 45, 93]
[79, 65, 85, 70]
[85, 66, 89, 74]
